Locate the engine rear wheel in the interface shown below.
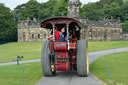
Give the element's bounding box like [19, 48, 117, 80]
[77, 40, 89, 77]
[41, 40, 55, 76]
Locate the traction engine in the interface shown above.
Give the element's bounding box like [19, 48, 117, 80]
[41, 16, 89, 77]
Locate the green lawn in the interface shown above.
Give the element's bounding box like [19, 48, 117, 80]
[90, 52, 128, 85]
[0, 41, 128, 63]
[0, 62, 42, 85]
[0, 42, 42, 63]
[88, 41, 128, 52]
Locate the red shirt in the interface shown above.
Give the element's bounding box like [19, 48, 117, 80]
[55, 30, 60, 41]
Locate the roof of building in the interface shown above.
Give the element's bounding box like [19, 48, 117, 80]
[80, 19, 121, 28]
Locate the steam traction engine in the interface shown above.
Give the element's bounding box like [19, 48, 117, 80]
[41, 16, 89, 76]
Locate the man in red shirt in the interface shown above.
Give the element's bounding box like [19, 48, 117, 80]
[55, 29, 60, 41]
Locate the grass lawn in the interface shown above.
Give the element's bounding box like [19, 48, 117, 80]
[0, 42, 42, 63]
[88, 41, 128, 52]
[0, 62, 42, 85]
[0, 41, 128, 63]
[90, 52, 128, 85]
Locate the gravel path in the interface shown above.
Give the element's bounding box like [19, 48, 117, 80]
[36, 47, 128, 85]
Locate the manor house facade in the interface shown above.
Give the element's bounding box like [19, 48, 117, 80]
[18, 0, 123, 42]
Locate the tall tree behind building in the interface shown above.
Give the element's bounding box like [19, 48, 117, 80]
[80, 0, 123, 21]
[14, 0, 68, 20]
[0, 3, 17, 41]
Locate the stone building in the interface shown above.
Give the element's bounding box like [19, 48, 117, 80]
[84, 19, 122, 41]
[121, 33, 128, 41]
[18, 18, 50, 42]
[18, 0, 125, 42]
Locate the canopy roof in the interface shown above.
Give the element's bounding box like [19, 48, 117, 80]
[41, 16, 80, 29]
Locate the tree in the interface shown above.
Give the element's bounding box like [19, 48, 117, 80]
[14, 0, 59, 20]
[103, 2, 121, 19]
[80, 3, 104, 20]
[53, 0, 68, 16]
[119, 2, 128, 22]
[40, 0, 58, 18]
[80, 0, 123, 20]
[0, 3, 17, 41]
[14, 0, 42, 20]
[14, 0, 82, 20]
[99, 0, 123, 6]
[122, 21, 128, 33]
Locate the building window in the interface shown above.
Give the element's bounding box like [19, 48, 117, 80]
[23, 32, 26, 41]
[38, 34, 40, 39]
[44, 34, 46, 39]
[32, 34, 34, 39]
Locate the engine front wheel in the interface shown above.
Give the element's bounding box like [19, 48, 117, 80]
[41, 40, 56, 76]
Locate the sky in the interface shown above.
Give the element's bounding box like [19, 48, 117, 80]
[0, 0, 99, 10]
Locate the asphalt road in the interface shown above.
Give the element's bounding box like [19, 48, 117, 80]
[36, 47, 128, 85]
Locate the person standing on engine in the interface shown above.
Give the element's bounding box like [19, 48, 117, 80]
[55, 27, 60, 41]
[59, 28, 65, 42]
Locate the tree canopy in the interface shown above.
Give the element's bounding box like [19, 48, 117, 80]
[0, 4, 17, 41]
[14, 0, 81, 20]
[14, 0, 68, 20]
[80, 0, 124, 21]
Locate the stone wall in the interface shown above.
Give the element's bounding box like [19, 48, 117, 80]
[18, 28, 50, 42]
[121, 33, 128, 41]
[18, 26, 123, 42]
[18, 17, 124, 42]
[87, 26, 121, 41]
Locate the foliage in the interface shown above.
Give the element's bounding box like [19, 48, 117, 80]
[14, 0, 82, 20]
[14, 0, 68, 20]
[80, 2, 104, 20]
[119, 2, 128, 22]
[99, 0, 123, 6]
[122, 21, 128, 32]
[53, 0, 68, 16]
[0, 4, 17, 41]
[80, 0, 124, 21]
[14, 0, 42, 20]
[103, 2, 121, 19]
